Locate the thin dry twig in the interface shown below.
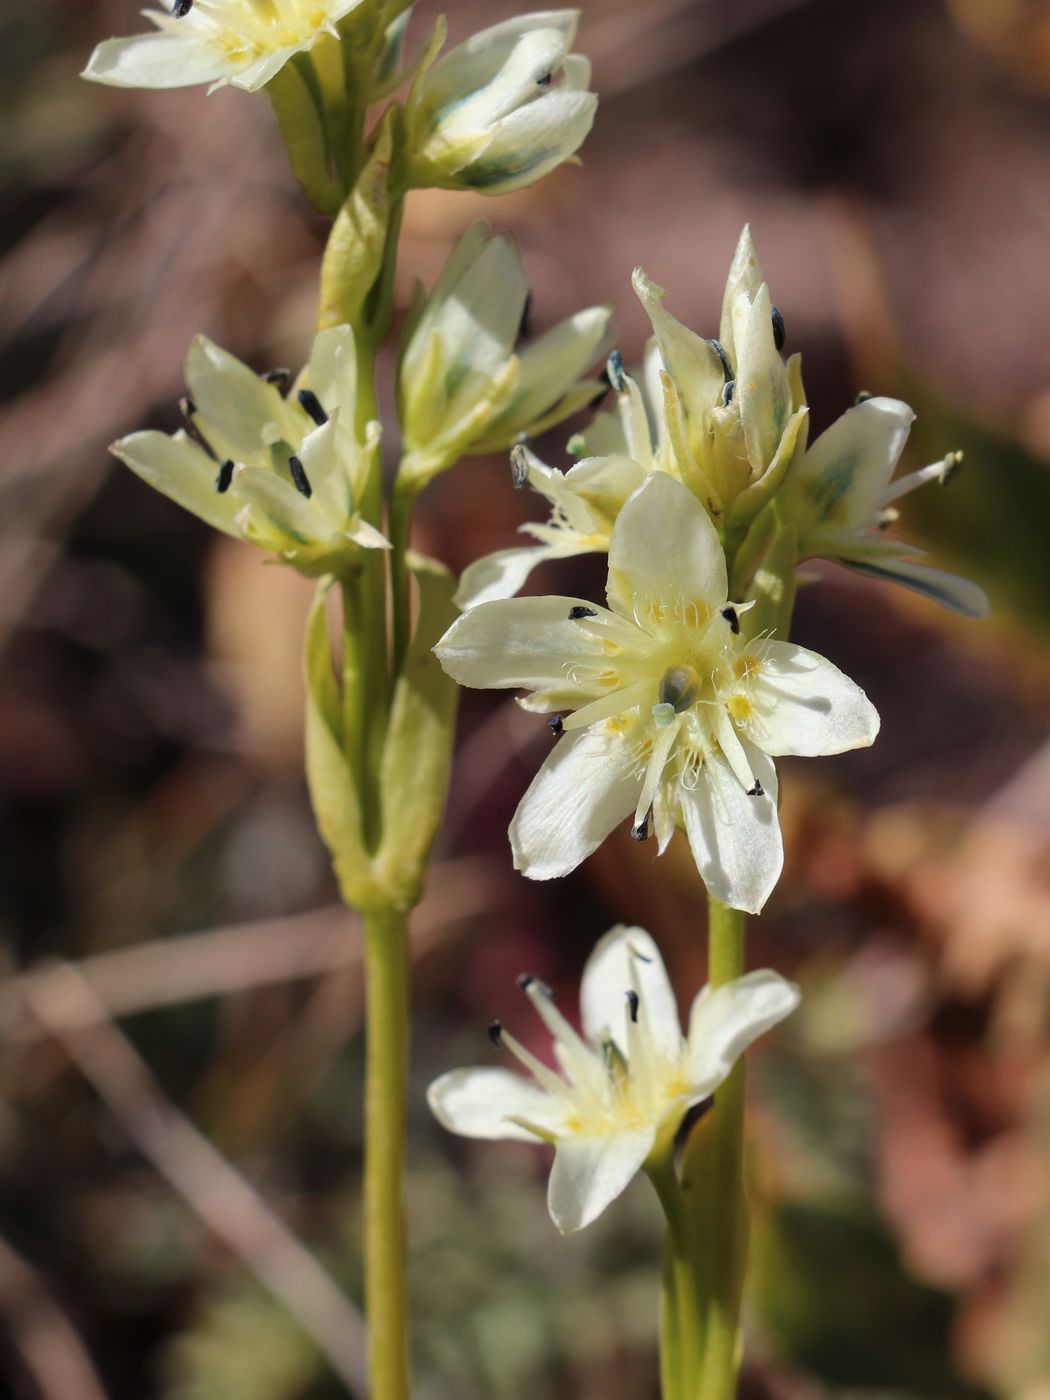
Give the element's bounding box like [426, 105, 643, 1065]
[0, 855, 505, 1045]
[22, 963, 371, 1398]
[0, 1235, 110, 1400]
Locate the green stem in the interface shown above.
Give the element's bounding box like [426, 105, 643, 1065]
[388, 476, 416, 681]
[362, 906, 411, 1400]
[648, 1156, 703, 1400]
[680, 898, 749, 1400]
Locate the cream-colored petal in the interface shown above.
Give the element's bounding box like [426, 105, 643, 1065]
[547, 1126, 655, 1233]
[718, 225, 765, 367]
[454, 543, 573, 609]
[435, 595, 640, 697]
[734, 282, 791, 477]
[580, 925, 681, 1058]
[427, 1067, 563, 1142]
[679, 744, 782, 915]
[83, 31, 235, 89]
[185, 336, 295, 460]
[303, 325, 358, 423]
[839, 555, 990, 618]
[747, 641, 880, 757]
[606, 473, 727, 621]
[464, 89, 597, 194]
[686, 970, 800, 1092]
[510, 726, 640, 880]
[111, 430, 240, 536]
[783, 396, 914, 536]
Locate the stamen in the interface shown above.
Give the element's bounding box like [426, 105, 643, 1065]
[747, 780, 764, 797]
[630, 814, 650, 842]
[297, 389, 328, 426]
[518, 291, 533, 340]
[517, 974, 555, 1000]
[568, 606, 597, 620]
[510, 442, 530, 489]
[215, 459, 235, 494]
[172, 0, 192, 14]
[180, 398, 219, 462]
[289, 455, 312, 499]
[626, 990, 640, 1023]
[607, 350, 628, 393]
[536, 71, 552, 87]
[722, 379, 736, 406]
[547, 715, 564, 737]
[708, 339, 732, 380]
[721, 606, 740, 635]
[855, 389, 873, 404]
[263, 368, 291, 391]
[771, 305, 786, 352]
[488, 1020, 504, 1048]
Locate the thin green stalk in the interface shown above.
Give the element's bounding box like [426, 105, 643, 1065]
[680, 897, 749, 1400]
[388, 476, 416, 680]
[648, 1155, 704, 1400]
[362, 906, 411, 1400]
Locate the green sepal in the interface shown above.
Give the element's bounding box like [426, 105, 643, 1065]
[268, 59, 341, 216]
[318, 108, 398, 331]
[372, 552, 459, 909]
[303, 580, 374, 906]
[738, 516, 798, 641]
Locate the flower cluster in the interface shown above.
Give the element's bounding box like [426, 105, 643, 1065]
[462, 227, 987, 619]
[429, 924, 799, 1232]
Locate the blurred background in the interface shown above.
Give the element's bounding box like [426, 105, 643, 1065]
[3, 0, 1050, 1396]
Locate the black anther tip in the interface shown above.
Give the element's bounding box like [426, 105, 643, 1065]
[547, 715, 564, 737]
[771, 305, 786, 352]
[746, 780, 764, 798]
[487, 1020, 504, 1048]
[263, 367, 291, 390]
[722, 379, 736, 406]
[172, 0, 192, 14]
[854, 390, 873, 405]
[607, 350, 627, 392]
[510, 444, 529, 488]
[568, 606, 596, 620]
[179, 396, 196, 419]
[536, 71, 552, 87]
[288, 455, 312, 498]
[626, 989, 640, 1023]
[708, 338, 732, 380]
[630, 814, 650, 842]
[297, 388, 328, 426]
[215, 459, 235, 494]
[721, 606, 740, 635]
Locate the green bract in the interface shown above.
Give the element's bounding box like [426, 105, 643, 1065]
[113, 327, 389, 577]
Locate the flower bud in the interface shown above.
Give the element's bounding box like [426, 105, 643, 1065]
[398, 221, 613, 489]
[405, 11, 597, 195]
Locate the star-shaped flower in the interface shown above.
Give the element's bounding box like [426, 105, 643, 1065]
[436, 472, 879, 913]
[113, 326, 388, 576]
[83, 0, 365, 93]
[428, 924, 800, 1233]
[775, 395, 988, 616]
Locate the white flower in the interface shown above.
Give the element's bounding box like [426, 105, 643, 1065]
[113, 326, 389, 575]
[83, 0, 365, 93]
[455, 443, 645, 608]
[775, 395, 989, 616]
[398, 221, 613, 489]
[436, 473, 879, 913]
[428, 924, 800, 1233]
[406, 11, 597, 195]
